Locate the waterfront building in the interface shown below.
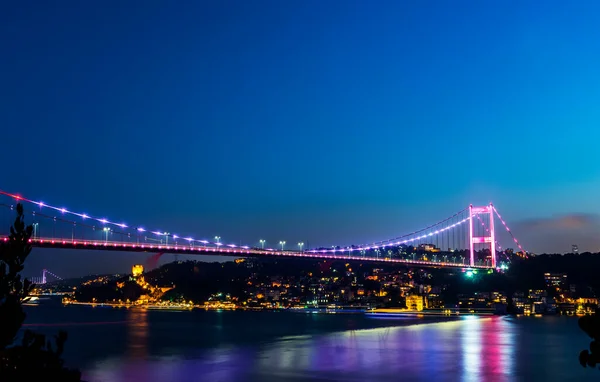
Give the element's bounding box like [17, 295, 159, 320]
[405, 295, 424, 311]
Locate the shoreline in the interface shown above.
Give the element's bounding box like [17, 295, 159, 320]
[45, 300, 500, 317]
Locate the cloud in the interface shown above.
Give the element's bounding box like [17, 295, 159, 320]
[516, 213, 600, 231]
[509, 214, 600, 254]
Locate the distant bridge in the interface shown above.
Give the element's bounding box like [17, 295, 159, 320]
[29, 268, 62, 285]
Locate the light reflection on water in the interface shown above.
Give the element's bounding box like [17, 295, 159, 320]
[461, 317, 483, 381]
[127, 308, 148, 360]
[80, 313, 595, 382]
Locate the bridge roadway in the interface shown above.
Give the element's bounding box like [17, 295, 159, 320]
[2, 237, 493, 270]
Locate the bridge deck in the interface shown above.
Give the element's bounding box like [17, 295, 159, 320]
[2, 237, 493, 269]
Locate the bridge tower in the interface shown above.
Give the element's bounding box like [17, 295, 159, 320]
[469, 204, 496, 268]
[42, 269, 47, 284]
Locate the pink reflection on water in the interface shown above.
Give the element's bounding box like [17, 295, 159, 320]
[461, 317, 483, 381]
[461, 316, 515, 381]
[85, 317, 523, 382]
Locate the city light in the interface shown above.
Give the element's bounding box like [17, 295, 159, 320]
[102, 227, 111, 242]
[32, 223, 39, 239]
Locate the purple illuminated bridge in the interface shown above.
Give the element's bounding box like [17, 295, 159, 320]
[0, 190, 527, 271]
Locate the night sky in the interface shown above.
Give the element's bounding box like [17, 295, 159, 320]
[2, 2, 600, 278]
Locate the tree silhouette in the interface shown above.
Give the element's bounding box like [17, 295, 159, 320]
[579, 310, 600, 369]
[0, 204, 81, 380]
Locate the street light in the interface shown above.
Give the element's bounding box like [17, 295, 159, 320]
[215, 236, 221, 245]
[259, 239, 265, 249]
[103, 227, 111, 243]
[279, 241, 286, 251]
[298, 242, 304, 252]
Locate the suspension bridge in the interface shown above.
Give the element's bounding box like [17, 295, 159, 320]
[29, 268, 62, 285]
[0, 190, 527, 271]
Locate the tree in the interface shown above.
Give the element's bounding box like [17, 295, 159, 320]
[0, 204, 82, 381]
[579, 310, 600, 369]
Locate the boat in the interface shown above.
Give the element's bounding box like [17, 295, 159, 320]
[145, 305, 194, 311]
[22, 296, 40, 306]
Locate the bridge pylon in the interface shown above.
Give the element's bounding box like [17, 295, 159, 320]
[469, 204, 496, 268]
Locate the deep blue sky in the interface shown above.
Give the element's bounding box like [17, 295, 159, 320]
[2, 1, 600, 277]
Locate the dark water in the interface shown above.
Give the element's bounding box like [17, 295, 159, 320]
[23, 302, 600, 382]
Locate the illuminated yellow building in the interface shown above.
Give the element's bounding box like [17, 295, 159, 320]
[132, 264, 144, 277]
[577, 297, 598, 305]
[419, 244, 440, 253]
[204, 301, 236, 310]
[406, 295, 424, 311]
